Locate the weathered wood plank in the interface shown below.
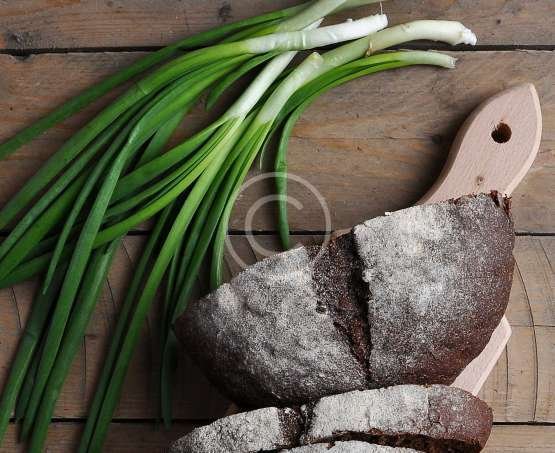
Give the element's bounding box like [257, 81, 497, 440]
[480, 324, 555, 423]
[485, 425, 555, 452]
[513, 237, 555, 326]
[507, 237, 555, 326]
[0, 236, 553, 422]
[480, 326, 536, 422]
[0, 421, 553, 452]
[0, 50, 553, 233]
[0, 0, 553, 50]
[480, 237, 555, 423]
[0, 421, 197, 452]
[536, 325, 555, 422]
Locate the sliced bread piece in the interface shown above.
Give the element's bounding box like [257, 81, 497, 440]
[176, 194, 514, 407]
[281, 441, 421, 452]
[301, 385, 492, 452]
[169, 407, 301, 453]
[170, 385, 491, 453]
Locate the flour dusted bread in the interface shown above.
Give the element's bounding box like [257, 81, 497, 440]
[176, 243, 368, 407]
[282, 442, 420, 452]
[353, 194, 514, 387]
[169, 407, 301, 453]
[175, 193, 514, 406]
[301, 385, 492, 452]
[170, 385, 492, 452]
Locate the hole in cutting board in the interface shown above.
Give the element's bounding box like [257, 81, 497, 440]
[491, 122, 512, 144]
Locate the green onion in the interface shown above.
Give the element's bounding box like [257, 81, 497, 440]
[14, 342, 40, 423]
[158, 112, 262, 426]
[0, 4, 374, 231]
[0, 264, 67, 442]
[0, 176, 84, 282]
[157, 21, 469, 429]
[157, 26, 471, 422]
[86, 120, 251, 452]
[28, 242, 119, 451]
[206, 51, 280, 110]
[0, 91, 156, 273]
[88, 14, 393, 433]
[275, 51, 457, 247]
[77, 210, 174, 453]
[70, 16, 388, 247]
[8, 9, 388, 450]
[0, 8, 388, 288]
[84, 48, 302, 447]
[41, 94, 163, 292]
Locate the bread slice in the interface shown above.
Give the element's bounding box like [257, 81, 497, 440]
[176, 194, 514, 407]
[169, 407, 301, 453]
[301, 385, 492, 452]
[170, 385, 492, 453]
[282, 441, 420, 452]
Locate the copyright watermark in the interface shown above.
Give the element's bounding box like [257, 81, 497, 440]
[225, 172, 332, 271]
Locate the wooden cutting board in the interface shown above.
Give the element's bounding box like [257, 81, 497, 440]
[422, 83, 543, 394]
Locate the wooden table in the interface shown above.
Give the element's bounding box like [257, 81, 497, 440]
[0, 1, 553, 451]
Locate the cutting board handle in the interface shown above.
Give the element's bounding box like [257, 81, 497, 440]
[420, 83, 542, 204]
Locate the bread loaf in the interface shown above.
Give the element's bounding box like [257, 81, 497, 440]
[176, 194, 514, 406]
[170, 385, 492, 453]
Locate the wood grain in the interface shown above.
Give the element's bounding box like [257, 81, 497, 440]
[485, 425, 555, 452]
[479, 236, 555, 423]
[0, 421, 198, 452]
[420, 83, 542, 204]
[0, 0, 553, 50]
[0, 235, 552, 423]
[0, 51, 553, 233]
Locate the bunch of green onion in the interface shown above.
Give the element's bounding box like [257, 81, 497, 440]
[0, 0, 476, 451]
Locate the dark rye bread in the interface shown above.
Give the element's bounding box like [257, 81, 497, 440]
[308, 233, 371, 374]
[175, 194, 514, 407]
[169, 407, 301, 453]
[170, 385, 492, 453]
[282, 442, 420, 452]
[300, 385, 492, 452]
[177, 244, 368, 407]
[353, 194, 514, 387]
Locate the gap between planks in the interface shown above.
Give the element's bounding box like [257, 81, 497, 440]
[2, 44, 555, 57]
[1, 0, 554, 49]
